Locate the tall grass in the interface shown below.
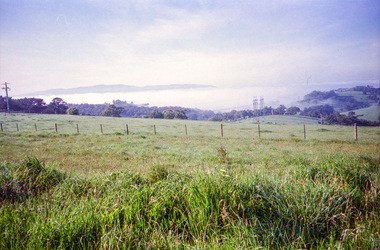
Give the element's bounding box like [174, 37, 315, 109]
[1, 155, 379, 249]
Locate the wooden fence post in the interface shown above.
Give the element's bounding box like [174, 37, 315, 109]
[185, 125, 188, 136]
[304, 124, 306, 140]
[55, 123, 58, 132]
[77, 124, 79, 134]
[35, 123, 38, 132]
[16, 123, 19, 132]
[126, 124, 129, 135]
[100, 124, 103, 134]
[221, 123, 223, 137]
[354, 123, 358, 141]
[0, 123, 3, 132]
[154, 125, 156, 135]
[258, 124, 261, 138]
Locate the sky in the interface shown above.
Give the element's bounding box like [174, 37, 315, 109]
[1, 0, 380, 110]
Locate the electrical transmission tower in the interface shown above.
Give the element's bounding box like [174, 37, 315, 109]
[253, 96, 258, 112]
[259, 96, 265, 122]
[1, 82, 11, 113]
[259, 96, 264, 115]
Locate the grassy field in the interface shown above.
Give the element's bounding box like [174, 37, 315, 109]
[337, 91, 379, 104]
[0, 113, 379, 249]
[342, 106, 380, 122]
[242, 115, 320, 125]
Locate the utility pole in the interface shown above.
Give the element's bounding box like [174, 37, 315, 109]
[1, 82, 10, 113]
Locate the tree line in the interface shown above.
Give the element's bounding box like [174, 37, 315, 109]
[0, 97, 69, 114]
[0, 96, 325, 120]
[1, 85, 379, 126]
[68, 101, 214, 120]
[2, 96, 378, 126]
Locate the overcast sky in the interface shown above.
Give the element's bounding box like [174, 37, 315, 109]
[1, 0, 379, 107]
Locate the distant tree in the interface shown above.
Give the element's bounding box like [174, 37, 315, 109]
[325, 114, 380, 126]
[301, 105, 335, 118]
[302, 90, 337, 103]
[174, 110, 187, 120]
[100, 104, 124, 117]
[262, 106, 273, 116]
[163, 110, 175, 119]
[0, 96, 7, 111]
[325, 114, 354, 125]
[252, 109, 261, 117]
[18, 98, 46, 113]
[208, 114, 224, 121]
[7, 98, 23, 112]
[42, 106, 55, 114]
[274, 105, 286, 115]
[43, 97, 68, 114]
[239, 110, 252, 119]
[148, 110, 164, 119]
[285, 106, 300, 115]
[66, 107, 79, 115]
[232, 110, 243, 120]
[197, 110, 215, 120]
[71, 103, 108, 116]
[222, 110, 235, 120]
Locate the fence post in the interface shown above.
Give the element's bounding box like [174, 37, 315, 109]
[100, 124, 103, 134]
[0, 123, 3, 132]
[185, 125, 188, 136]
[77, 124, 79, 134]
[221, 123, 223, 137]
[154, 125, 156, 135]
[55, 123, 58, 132]
[126, 124, 129, 135]
[17, 123, 19, 132]
[304, 124, 306, 140]
[354, 123, 358, 141]
[258, 124, 261, 138]
[35, 123, 38, 132]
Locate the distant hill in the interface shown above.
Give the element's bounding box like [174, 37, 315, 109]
[341, 106, 380, 122]
[295, 85, 380, 123]
[22, 84, 215, 96]
[299, 85, 380, 113]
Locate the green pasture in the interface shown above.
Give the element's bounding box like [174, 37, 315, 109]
[342, 106, 380, 122]
[241, 114, 321, 125]
[1, 113, 377, 141]
[0, 113, 379, 249]
[337, 91, 379, 104]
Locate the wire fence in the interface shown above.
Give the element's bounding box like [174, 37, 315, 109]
[0, 119, 375, 142]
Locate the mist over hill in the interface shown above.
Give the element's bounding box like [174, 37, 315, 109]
[4, 84, 380, 124]
[64, 85, 379, 124]
[22, 84, 215, 96]
[299, 85, 380, 112]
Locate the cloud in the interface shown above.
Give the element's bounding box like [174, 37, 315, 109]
[1, 0, 379, 98]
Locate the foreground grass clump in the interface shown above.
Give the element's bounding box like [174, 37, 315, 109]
[0, 157, 66, 203]
[1, 157, 379, 249]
